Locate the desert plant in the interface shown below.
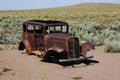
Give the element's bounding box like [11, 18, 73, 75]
[0, 46, 4, 50]
[2, 67, 12, 72]
[104, 39, 120, 53]
[72, 76, 82, 80]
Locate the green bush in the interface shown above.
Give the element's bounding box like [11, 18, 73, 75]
[104, 39, 120, 53]
[2, 67, 12, 72]
[0, 19, 23, 44]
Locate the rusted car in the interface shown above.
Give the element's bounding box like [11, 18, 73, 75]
[18, 20, 94, 62]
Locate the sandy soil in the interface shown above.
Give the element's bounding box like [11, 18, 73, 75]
[0, 46, 120, 80]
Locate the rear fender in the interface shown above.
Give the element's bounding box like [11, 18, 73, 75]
[18, 39, 32, 53]
[18, 41, 25, 50]
[80, 42, 95, 57]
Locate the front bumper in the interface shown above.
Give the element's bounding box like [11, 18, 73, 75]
[59, 56, 94, 62]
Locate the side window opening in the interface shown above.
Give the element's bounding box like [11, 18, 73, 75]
[48, 26, 55, 33]
[27, 25, 34, 33]
[62, 26, 67, 33]
[55, 26, 61, 32]
[35, 25, 43, 34]
[47, 26, 68, 33]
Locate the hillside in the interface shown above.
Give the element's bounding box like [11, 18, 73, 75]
[0, 3, 120, 52]
[0, 3, 120, 22]
[68, 3, 120, 10]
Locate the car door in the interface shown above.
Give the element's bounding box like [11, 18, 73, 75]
[27, 24, 35, 50]
[34, 25, 44, 51]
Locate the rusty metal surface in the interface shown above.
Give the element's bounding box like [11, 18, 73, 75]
[19, 39, 32, 53]
[81, 42, 95, 57]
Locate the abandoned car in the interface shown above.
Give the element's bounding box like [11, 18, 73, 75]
[18, 20, 94, 62]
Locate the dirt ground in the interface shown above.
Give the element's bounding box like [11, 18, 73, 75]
[0, 46, 120, 80]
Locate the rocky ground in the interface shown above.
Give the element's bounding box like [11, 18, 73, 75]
[0, 46, 120, 80]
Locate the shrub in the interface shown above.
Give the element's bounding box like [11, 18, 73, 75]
[2, 67, 12, 72]
[0, 46, 4, 51]
[104, 39, 120, 53]
[0, 18, 23, 44]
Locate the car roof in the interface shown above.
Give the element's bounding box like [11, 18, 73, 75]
[23, 20, 69, 27]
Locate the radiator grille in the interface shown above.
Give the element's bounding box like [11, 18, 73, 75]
[68, 37, 80, 58]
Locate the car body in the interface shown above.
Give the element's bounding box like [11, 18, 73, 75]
[18, 20, 94, 62]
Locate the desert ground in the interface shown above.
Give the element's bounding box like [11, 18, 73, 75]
[0, 46, 120, 80]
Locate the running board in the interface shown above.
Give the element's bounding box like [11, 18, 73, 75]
[59, 56, 94, 62]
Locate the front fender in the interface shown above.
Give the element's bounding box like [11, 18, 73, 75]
[43, 46, 64, 60]
[80, 42, 95, 57]
[46, 46, 64, 53]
